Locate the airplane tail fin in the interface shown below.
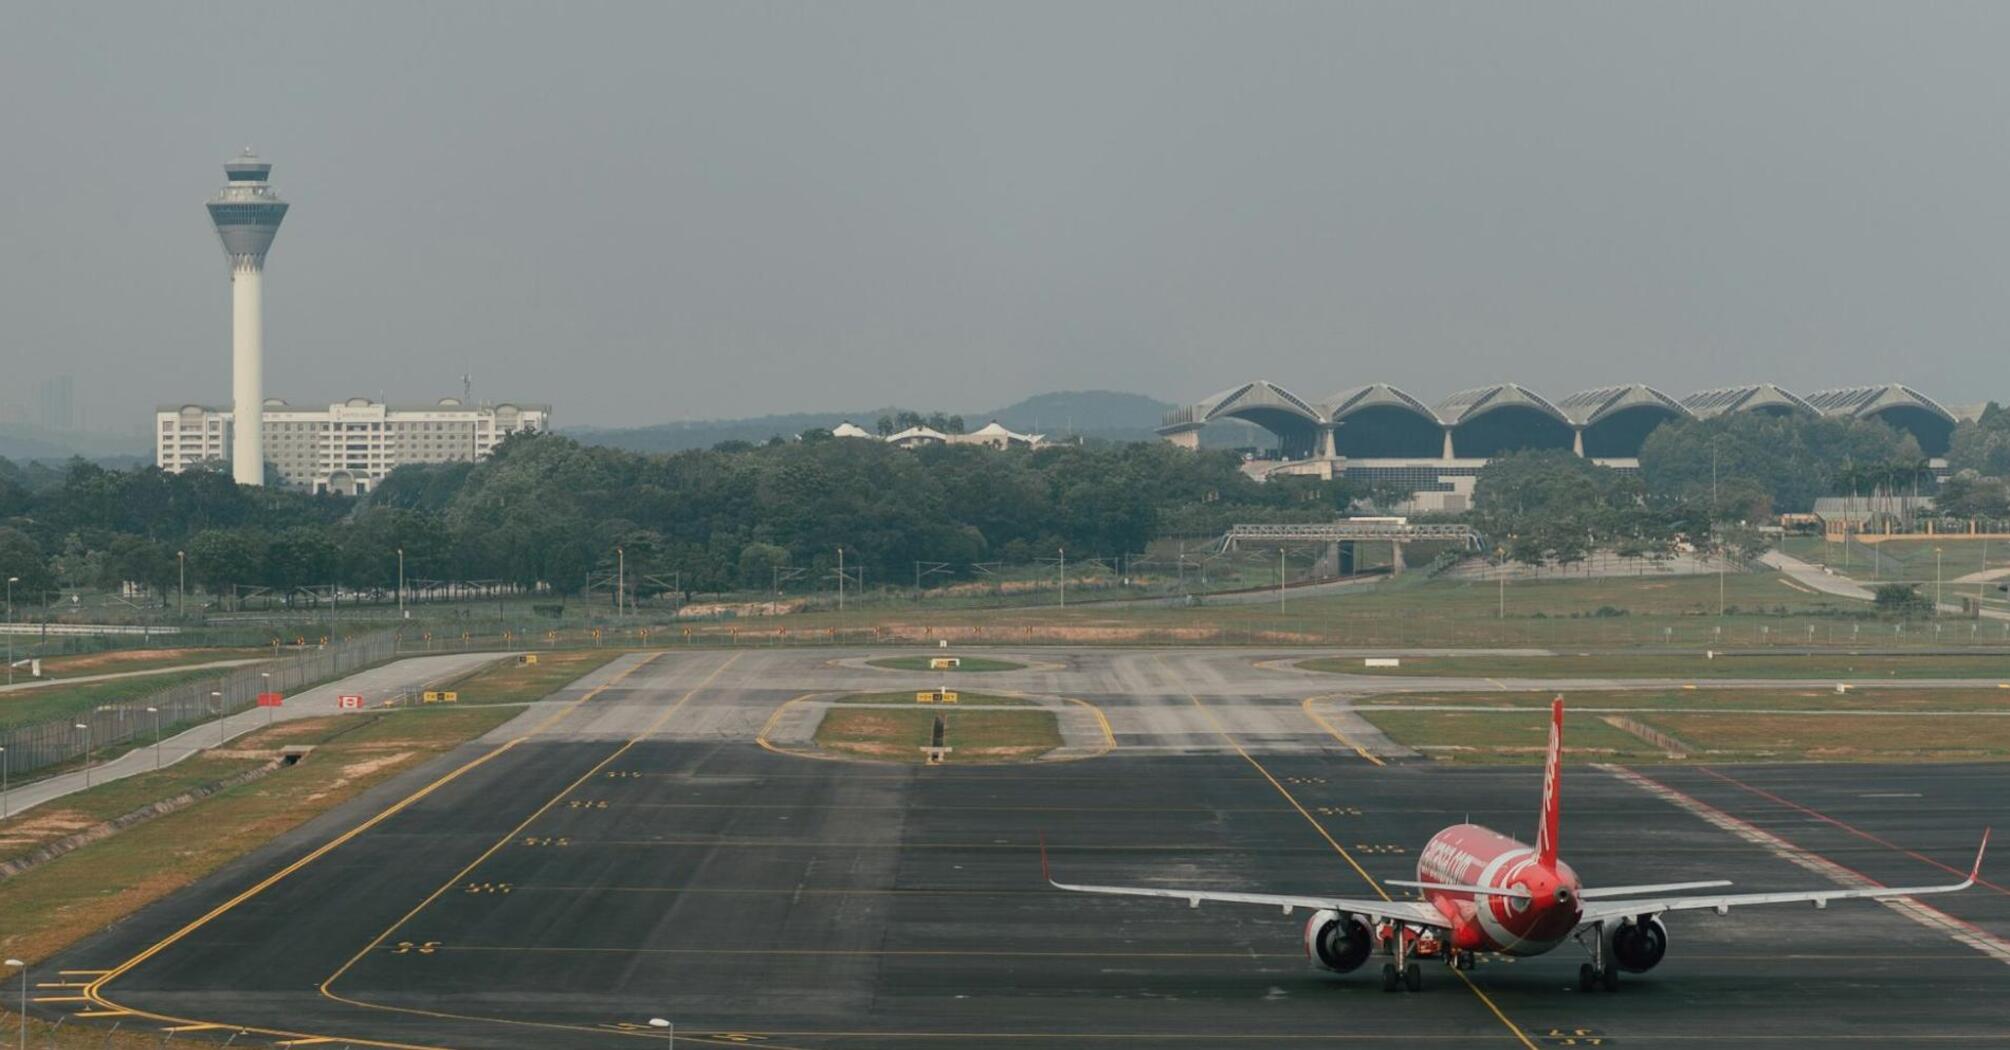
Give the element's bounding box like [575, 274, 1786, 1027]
[1536, 696, 1563, 868]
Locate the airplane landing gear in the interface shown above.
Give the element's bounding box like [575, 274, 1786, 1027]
[1576, 923, 1621, 991]
[1381, 924, 1424, 992]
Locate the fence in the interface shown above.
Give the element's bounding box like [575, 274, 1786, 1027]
[0, 630, 399, 782]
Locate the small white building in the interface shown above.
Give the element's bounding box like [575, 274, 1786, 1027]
[156, 397, 551, 494]
[830, 421, 875, 439]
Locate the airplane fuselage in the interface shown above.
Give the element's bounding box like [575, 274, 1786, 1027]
[1415, 824, 1582, 956]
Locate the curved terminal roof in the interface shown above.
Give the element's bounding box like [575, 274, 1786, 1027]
[1802, 384, 1952, 420]
[1323, 384, 1440, 424]
[1680, 384, 1814, 418]
[1193, 380, 1323, 423]
[1555, 385, 1690, 427]
[1434, 384, 1568, 426]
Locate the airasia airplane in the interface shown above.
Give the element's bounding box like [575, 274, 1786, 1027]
[1046, 697, 1988, 992]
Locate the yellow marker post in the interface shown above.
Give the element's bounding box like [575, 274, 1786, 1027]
[915, 691, 936, 704]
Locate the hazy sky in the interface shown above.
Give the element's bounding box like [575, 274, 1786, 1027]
[5, 2, 2008, 434]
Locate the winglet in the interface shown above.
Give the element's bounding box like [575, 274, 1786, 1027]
[1972, 828, 1991, 882]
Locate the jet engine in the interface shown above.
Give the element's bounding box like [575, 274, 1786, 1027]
[1610, 916, 1669, 973]
[1303, 909, 1373, 973]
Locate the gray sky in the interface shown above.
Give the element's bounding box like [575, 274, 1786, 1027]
[4, 2, 2008, 435]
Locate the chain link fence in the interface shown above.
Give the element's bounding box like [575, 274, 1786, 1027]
[0, 631, 399, 782]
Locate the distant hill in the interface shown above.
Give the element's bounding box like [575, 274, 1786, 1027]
[570, 390, 1180, 453]
[0, 424, 147, 464]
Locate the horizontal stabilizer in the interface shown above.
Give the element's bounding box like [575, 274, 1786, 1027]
[1579, 879, 1732, 900]
[1385, 879, 1531, 899]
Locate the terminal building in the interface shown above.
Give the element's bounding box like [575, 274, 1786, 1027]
[156, 397, 551, 495]
[1159, 381, 1957, 512]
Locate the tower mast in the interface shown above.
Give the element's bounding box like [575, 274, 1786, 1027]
[207, 149, 289, 486]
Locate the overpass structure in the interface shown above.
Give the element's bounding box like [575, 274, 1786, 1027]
[1220, 521, 1483, 576]
[1161, 381, 1958, 511]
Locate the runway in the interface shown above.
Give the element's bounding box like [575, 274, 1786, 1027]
[40, 648, 2010, 1047]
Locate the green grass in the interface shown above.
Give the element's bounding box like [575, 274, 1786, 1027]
[1300, 652, 2010, 679]
[865, 654, 1027, 672]
[431, 650, 624, 705]
[0, 705, 520, 964]
[0, 754, 270, 866]
[812, 706, 1061, 763]
[31, 646, 269, 676]
[0, 668, 230, 730]
[833, 690, 1039, 706]
[1357, 687, 2010, 763]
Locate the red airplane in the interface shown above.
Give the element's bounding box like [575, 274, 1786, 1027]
[1046, 697, 1988, 992]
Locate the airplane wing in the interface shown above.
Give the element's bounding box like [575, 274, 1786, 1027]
[1578, 830, 1988, 926]
[1041, 838, 1451, 928]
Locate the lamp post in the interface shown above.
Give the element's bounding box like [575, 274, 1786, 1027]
[6, 958, 24, 1050]
[212, 690, 225, 747]
[261, 672, 274, 727]
[4, 576, 14, 687]
[835, 546, 844, 613]
[176, 551, 186, 618]
[647, 1017, 673, 1049]
[1, 746, 8, 820]
[148, 706, 162, 770]
[1934, 546, 1944, 615]
[616, 546, 625, 619]
[397, 547, 405, 618]
[75, 723, 91, 788]
[1058, 547, 1066, 610]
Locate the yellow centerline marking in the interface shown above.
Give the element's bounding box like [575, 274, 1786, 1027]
[80, 651, 671, 1050]
[1300, 695, 1385, 766]
[1160, 657, 1537, 1050]
[317, 653, 780, 1049]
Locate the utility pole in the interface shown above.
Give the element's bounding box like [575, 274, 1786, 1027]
[1278, 547, 1286, 614]
[177, 551, 186, 617]
[397, 547, 406, 617]
[1935, 546, 1943, 615]
[836, 547, 845, 612]
[1058, 548, 1066, 609]
[1712, 444, 1725, 618]
[1497, 546, 1506, 619]
[617, 546, 626, 619]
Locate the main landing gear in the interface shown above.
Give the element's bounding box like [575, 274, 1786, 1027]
[1575, 922, 1621, 992]
[1379, 923, 1425, 992]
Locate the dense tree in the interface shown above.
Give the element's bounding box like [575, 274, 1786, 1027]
[1639, 414, 1920, 513]
[0, 527, 54, 597]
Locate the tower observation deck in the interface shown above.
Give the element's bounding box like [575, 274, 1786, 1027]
[207, 149, 288, 485]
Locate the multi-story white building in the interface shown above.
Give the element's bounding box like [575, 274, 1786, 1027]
[155, 397, 552, 494]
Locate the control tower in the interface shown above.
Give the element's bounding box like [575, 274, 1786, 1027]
[206, 149, 289, 486]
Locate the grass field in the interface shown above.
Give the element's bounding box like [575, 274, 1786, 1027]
[0, 754, 270, 867]
[0, 668, 234, 730]
[30, 647, 269, 676]
[865, 654, 1027, 672]
[1356, 687, 2010, 763]
[0, 705, 520, 966]
[833, 690, 1039, 706]
[432, 650, 624, 705]
[1781, 535, 2010, 585]
[812, 706, 1061, 763]
[1300, 652, 2010, 679]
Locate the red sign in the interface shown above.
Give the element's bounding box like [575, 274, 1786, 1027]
[257, 692, 284, 708]
[338, 694, 364, 710]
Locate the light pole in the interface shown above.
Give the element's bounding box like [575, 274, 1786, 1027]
[1934, 546, 1944, 615]
[1, 746, 8, 820]
[1058, 547, 1066, 609]
[148, 706, 162, 770]
[1496, 545, 1506, 619]
[1278, 547, 1286, 614]
[75, 723, 91, 788]
[261, 672, 274, 727]
[4, 576, 14, 687]
[6, 958, 23, 1050]
[835, 547, 844, 613]
[616, 546, 625, 619]
[397, 547, 405, 618]
[647, 1017, 673, 1049]
[177, 550, 186, 618]
[212, 690, 225, 747]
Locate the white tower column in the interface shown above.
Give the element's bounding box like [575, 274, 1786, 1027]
[230, 262, 265, 485]
[207, 149, 288, 488]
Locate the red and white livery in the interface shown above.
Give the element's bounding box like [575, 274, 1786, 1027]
[1046, 697, 1988, 992]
